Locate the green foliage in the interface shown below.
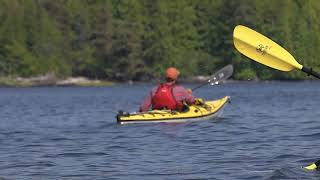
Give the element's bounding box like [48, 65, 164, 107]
[234, 68, 257, 80]
[0, 0, 319, 80]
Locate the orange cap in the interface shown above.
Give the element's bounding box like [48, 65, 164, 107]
[166, 67, 180, 80]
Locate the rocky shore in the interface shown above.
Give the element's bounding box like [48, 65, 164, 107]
[0, 74, 114, 87]
[0, 74, 267, 87]
[0, 75, 216, 87]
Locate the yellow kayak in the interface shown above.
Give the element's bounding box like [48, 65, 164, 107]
[117, 96, 230, 125]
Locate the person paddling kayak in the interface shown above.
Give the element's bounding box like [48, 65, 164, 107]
[139, 67, 201, 112]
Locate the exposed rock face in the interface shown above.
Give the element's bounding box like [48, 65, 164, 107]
[57, 77, 101, 86]
[16, 73, 57, 86]
[12, 73, 106, 87]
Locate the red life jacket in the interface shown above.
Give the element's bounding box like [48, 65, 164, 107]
[152, 84, 183, 111]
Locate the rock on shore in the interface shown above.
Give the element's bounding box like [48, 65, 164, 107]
[1, 73, 113, 87]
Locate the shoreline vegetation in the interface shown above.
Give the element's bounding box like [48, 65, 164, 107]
[0, 73, 115, 87]
[0, 73, 227, 87]
[0, 73, 316, 88]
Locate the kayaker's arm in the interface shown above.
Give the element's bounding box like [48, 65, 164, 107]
[173, 86, 196, 105]
[139, 92, 152, 112]
[140, 87, 158, 112]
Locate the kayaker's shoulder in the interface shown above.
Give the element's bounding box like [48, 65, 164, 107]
[173, 84, 187, 89]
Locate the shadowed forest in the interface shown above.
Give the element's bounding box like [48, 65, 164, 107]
[1, 0, 320, 81]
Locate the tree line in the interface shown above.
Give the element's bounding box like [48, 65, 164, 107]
[1, 0, 320, 81]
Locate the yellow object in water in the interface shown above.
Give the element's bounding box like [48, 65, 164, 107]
[116, 96, 230, 125]
[304, 160, 320, 170]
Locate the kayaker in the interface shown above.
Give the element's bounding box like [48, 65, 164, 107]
[139, 67, 201, 112]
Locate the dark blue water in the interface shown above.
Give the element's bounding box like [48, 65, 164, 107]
[0, 82, 320, 179]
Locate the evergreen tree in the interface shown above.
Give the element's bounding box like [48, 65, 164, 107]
[0, 0, 319, 80]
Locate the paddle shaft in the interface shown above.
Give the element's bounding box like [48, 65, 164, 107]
[301, 66, 320, 79]
[192, 82, 209, 91]
[191, 64, 233, 91]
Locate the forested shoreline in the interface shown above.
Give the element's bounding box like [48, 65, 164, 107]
[1, 0, 320, 82]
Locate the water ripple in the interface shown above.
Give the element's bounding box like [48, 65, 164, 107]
[0, 83, 319, 179]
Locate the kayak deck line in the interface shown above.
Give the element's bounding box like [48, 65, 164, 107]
[116, 96, 230, 124]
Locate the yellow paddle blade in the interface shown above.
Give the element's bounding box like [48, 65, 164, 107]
[233, 25, 303, 71]
[304, 163, 317, 170]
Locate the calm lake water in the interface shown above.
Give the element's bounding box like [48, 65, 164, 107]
[0, 82, 320, 179]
